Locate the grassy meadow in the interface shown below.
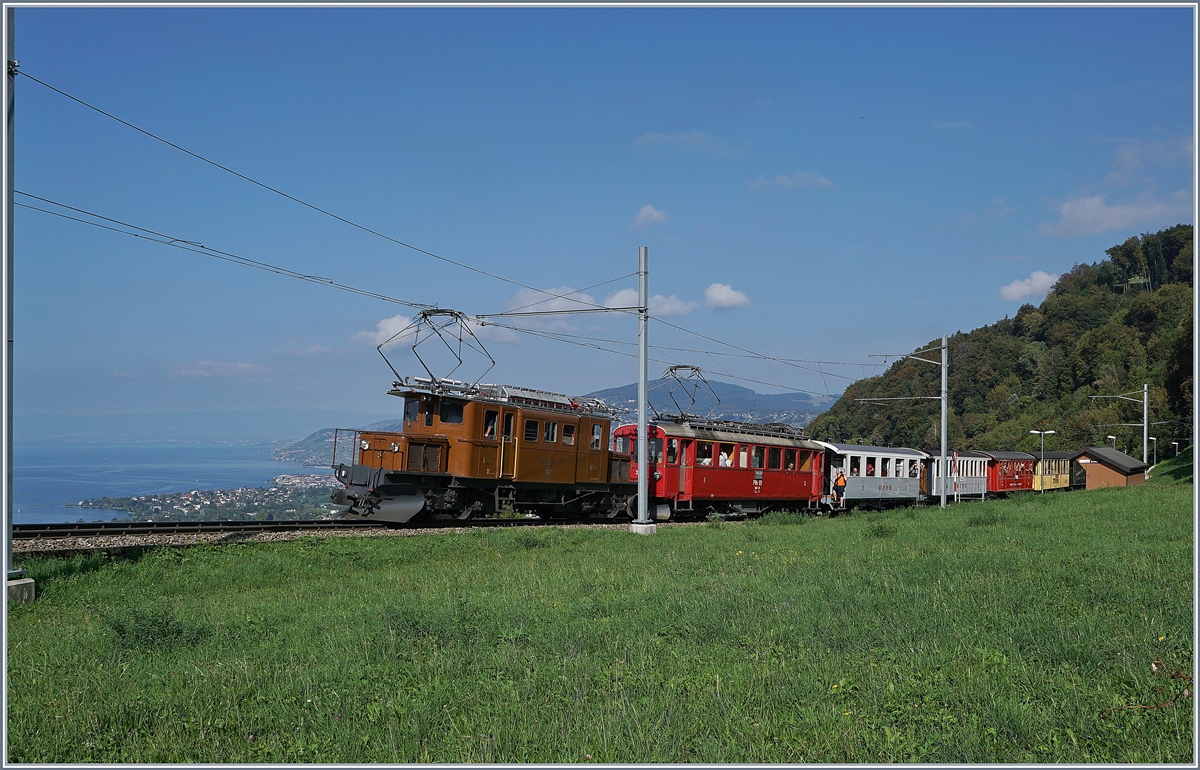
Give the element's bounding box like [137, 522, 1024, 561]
[6, 479, 1194, 763]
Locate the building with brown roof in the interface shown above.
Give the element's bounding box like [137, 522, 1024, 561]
[1073, 447, 1150, 489]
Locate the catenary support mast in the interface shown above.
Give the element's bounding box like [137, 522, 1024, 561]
[635, 246, 650, 526]
[940, 334, 947, 510]
[5, 7, 14, 578]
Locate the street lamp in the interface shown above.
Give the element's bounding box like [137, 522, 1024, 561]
[1149, 437, 1157, 466]
[1107, 435, 1117, 449]
[1172, 441, 1179, 457]
[1030, 429, 1055, 494]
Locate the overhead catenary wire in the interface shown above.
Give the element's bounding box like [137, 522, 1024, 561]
[483, 320, 834, 398]
[15, 193, 433, 310]
[16, 69, 631, 315]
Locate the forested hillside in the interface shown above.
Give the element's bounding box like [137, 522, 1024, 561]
[807, 225, 1193, 454]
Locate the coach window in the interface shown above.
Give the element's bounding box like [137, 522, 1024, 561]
[562, 424, 575, 446]
[865, 456, 878, 476]
[909, 459, 920, 477]
[591, 424, 602, 450]
[544, 421, 558, 443]
[767, 447, 782, 470]
[524, 420, 539, 442]
[731, 445, 745, 468]
[783, 448, 796, 471]
[483, 410, 498, 439]
[697, 441, 714, 466]
[403, 398, 420, 423]
[666, 438, 678, 464]
[881, 457, 891, 477]
[751, 446, 765, 469]
[718, 444, 736, 468]
[503, 413, 515, 439]
[439, 400, 464, 424]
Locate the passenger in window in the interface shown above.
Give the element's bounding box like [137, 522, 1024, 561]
[483, 412, 497, 439]
[866, 461, 875, 477]
[719, 449, 732, 467]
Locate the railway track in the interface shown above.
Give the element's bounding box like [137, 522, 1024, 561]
[11, 515, 581, 541]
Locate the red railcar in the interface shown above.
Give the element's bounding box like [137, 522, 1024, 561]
[612, 418, 825, 519]
[976, 450, 1037, 495]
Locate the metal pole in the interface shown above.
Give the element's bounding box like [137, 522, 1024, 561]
[1142, 383, 1148, 466]
[1040, 432, 1045, 494]
[636, 246, 649, 524]
[940, 334, 947, 509]
[4, 7, 13, 579]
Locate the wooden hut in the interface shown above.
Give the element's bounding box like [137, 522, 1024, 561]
[1073, 447, 1150, 489]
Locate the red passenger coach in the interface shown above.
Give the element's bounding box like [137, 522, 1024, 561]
[613, 418, 825, 519]
[977, 450, 1037, 495]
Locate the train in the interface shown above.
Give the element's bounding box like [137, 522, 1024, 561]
[329, 376, 1112, 524]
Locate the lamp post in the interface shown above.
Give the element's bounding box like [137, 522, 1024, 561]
[1030, 429, 1055, 494]
[1149, 436, 1157, 466]
[1172, 441, 1179, 457]
[1107, 435, 1117, 449]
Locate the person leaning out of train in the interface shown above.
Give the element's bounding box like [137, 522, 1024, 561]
[833, 470, 847, 506]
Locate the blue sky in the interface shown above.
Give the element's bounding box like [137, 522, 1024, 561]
[12, 5, 1195, 429]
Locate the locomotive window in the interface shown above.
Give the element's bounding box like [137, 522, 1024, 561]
[666, 439, 678, 464]
[483, 410, 498, 439]
[881, 457, 891, 477]
[403, 398, 419, 423]
[697, 442, 713, 466]
[591, 424, 602, 450]
[648, 438, 663, 463]
[767, 447, 782, 469]
[439, 400, 464, 424]
[424, 402, 434, 427]
[562, 424, 576, 446]
[544, 421, 558, 443]
[751, 446, 765, 469]
[524, 420, 539, 442]
[849, 456, 861, 476]
[503, 413, 515, 439]
[783, 449, 796, 470]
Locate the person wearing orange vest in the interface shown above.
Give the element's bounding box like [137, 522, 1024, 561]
[832, 470, 847, 508]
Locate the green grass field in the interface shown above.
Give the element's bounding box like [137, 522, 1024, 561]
[7, 480, 1193, 762]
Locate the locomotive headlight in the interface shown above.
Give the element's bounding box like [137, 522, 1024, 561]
[360, 440, 370, 451]
[390, 442, 399, 452]
[653, 472, 662, 481]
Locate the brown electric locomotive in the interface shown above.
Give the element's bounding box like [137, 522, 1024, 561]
[331, 377, 634, 523]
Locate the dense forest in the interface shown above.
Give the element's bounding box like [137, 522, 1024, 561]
[807, 224, 1193, 456]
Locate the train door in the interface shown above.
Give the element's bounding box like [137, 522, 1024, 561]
[499, 410, 517, 478]
[678, 439, 692, 496]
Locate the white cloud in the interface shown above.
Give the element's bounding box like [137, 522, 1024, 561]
[748, 171, 833, 191]
[603, 287, 697, 316]
[172, 361, 268, 379]
[1041, 190, 1191, 237]
[1102, 135, 1193, 185]
[631, 204, 668, 228]
[635, 130, 724, 152]
[704, 283, 751, 309]
[999, 271, 1060, 302]
[934, 120, 973, 130]
[355, 314, 414, 348]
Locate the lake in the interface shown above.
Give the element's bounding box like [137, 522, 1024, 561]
[12, 442, 333, 524]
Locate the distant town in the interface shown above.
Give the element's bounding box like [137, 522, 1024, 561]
[71, 474, 343, 522]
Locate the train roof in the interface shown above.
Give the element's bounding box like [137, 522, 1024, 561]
[387, 376, 627, 417]
[624, 418, 825, 449]
[1035, 450, 1076, 460]
[974, 450, 1037, 461]
[812, 441, 927, 457]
